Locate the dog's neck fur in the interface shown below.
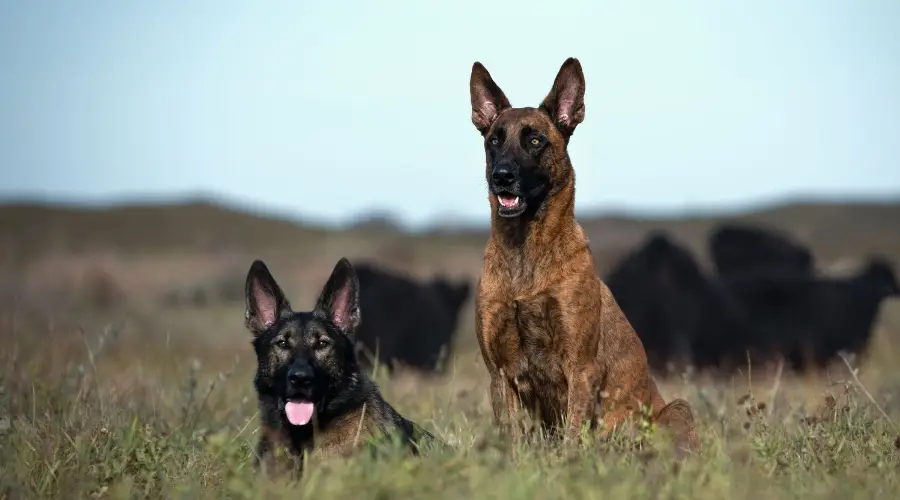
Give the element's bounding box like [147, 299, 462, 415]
[488, 171, 592, 291]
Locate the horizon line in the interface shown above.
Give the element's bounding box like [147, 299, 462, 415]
[1, 189, 899, 233]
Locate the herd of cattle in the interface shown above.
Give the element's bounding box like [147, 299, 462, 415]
[606, 224, 899, 374]
[153, 223, 899, 376]
[337, 223, 899, 377]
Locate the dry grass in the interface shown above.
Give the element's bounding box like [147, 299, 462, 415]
[1, 300, 899, 499]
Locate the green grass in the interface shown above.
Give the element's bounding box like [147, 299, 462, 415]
[1, 319, 900, 500]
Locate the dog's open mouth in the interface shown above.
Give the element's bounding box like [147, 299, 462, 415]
[496, 193, 527, 217]
[284, 400, 315, 426]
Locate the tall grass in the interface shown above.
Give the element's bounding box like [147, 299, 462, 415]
[1, 318, 899, 499]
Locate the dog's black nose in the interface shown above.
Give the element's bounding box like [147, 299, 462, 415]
[286, 364, 314, 388]
[491, 166, 516, 188]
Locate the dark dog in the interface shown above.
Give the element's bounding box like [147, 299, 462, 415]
[244, 257, 439, 476]
[353, 262, 471, 374]
[469, 58, 699, 457]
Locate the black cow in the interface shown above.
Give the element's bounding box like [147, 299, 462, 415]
[709, 224, 815, 278]
[605, 227, 897, 375]
[604, 231, 742, 373]
[351, 262, 472, 375]
[718, 256, 900, 371]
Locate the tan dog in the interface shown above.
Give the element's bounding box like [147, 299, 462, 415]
[470, 57, 699, 457]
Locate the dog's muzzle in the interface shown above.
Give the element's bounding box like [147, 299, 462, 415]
[285, 362, 314, 398]
[490, 163, 527, 217]
[283, 361, 316, 426]
[491, 164, 518, 190]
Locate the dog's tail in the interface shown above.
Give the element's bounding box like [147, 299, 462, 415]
[654, 398, 701, 460]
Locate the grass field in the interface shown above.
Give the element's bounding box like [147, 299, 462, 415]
[1, 200, 899, 499]
[2, 313, 900, 499]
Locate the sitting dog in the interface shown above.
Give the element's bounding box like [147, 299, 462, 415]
[469, 57, 700, 458]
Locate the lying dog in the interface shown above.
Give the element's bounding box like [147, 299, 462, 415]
[244, 257, 440, 476]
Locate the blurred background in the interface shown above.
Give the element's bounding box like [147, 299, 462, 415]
[1, 0, 899, 382]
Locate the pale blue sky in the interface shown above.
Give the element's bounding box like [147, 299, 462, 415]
[1, 0, 899, 229]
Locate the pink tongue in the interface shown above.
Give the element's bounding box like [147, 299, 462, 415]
[498, 195, 519, 208]
[285, 401, 315, 426]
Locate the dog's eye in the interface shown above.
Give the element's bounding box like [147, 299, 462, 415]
[275, 338, 289, 349]
[530, 137, 541, 146]
[490, 138, 500, 146]
[315, 337, 331, 350]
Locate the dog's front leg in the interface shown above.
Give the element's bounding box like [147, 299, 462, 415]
[488, 374, 506, 425]
[255, 434, 287, 478]
[255, 428, 305, 479]
[490, 372, 523, 441]
[563, 372, 593, 444]
[477, 295, 522, 440]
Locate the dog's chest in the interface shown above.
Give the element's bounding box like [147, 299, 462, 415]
[288, 414, 377, 458]
[492, 293, 567, 396]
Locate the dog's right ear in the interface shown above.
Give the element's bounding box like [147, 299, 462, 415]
[245, 260, 292, 335]
[470, 62, 511, 136]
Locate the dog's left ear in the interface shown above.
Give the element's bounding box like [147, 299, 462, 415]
[540, 57, 586, 138]
[315, 257, 362, 336]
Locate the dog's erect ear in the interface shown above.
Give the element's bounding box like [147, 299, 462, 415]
[540, 57, 586, 138]
[315, 257, 361, 336]
[470, 62, 511, 136]
[245, 260, 292, 335]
